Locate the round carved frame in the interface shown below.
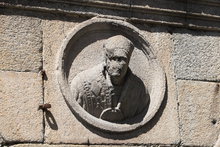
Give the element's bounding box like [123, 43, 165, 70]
[56, 17, 166, 133]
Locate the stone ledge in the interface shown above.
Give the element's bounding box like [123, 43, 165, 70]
[10, 143, 179, 147]
[0, 0, 220, 32]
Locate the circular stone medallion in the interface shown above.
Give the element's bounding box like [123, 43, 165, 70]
[56, 17, 166, 133]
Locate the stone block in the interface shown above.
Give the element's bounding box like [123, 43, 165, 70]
[173, 30, 220, 81]
[0, 71, 43, 143]
[42, 19, 180, 144]
[177, 80, 220, 146]
[0, 14, 42, 72]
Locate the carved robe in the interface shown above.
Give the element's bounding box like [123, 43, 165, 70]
[70, 64, 149, 122]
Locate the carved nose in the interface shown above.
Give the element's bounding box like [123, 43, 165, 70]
[112, 61, 121, 68]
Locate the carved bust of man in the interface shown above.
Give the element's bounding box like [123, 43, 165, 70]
[71, 35, 150, 122]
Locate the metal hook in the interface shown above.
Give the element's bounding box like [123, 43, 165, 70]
[38, 103, 51, 111]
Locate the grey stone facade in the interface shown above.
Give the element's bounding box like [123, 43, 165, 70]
[0, 0, 220, 146]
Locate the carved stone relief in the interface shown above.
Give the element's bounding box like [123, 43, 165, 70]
[56, 17, 166, 133]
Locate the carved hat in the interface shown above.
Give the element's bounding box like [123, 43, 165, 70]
[103, 35, 134, 59]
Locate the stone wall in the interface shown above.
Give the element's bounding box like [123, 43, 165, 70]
[0, 0, 220, 146]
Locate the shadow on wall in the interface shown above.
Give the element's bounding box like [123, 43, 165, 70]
[1, 6, 220, 38]
[135, 23, 220, 38]
[1, 0, 220, 32]
[2, 0, 220, 16]
[131, 0, 220, 16]
[45, 110, 58, 130]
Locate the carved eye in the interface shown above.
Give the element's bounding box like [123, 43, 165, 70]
[117, 57, 122, 62]
[118, 57, 127, 63]
[110, 57, 126, 62]
[119, 57, 125, 62]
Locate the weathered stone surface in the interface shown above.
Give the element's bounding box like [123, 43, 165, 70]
[42, 19, 85, 143]
[0, 14, 42, 72]
[0, 71, 43, 143]
[214, 134, 220, 147]
[2, 0, 220, 32]
[177, 80, 220, 146]
[57, 18, 167, 133]
[69, 35, 150, 123]
[173, 30, 220, 81]
[140, 26, 180, 144]
[0, 1, 219, 146]
[11, 144, 176, 147]
[43, 18, 179, 144]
